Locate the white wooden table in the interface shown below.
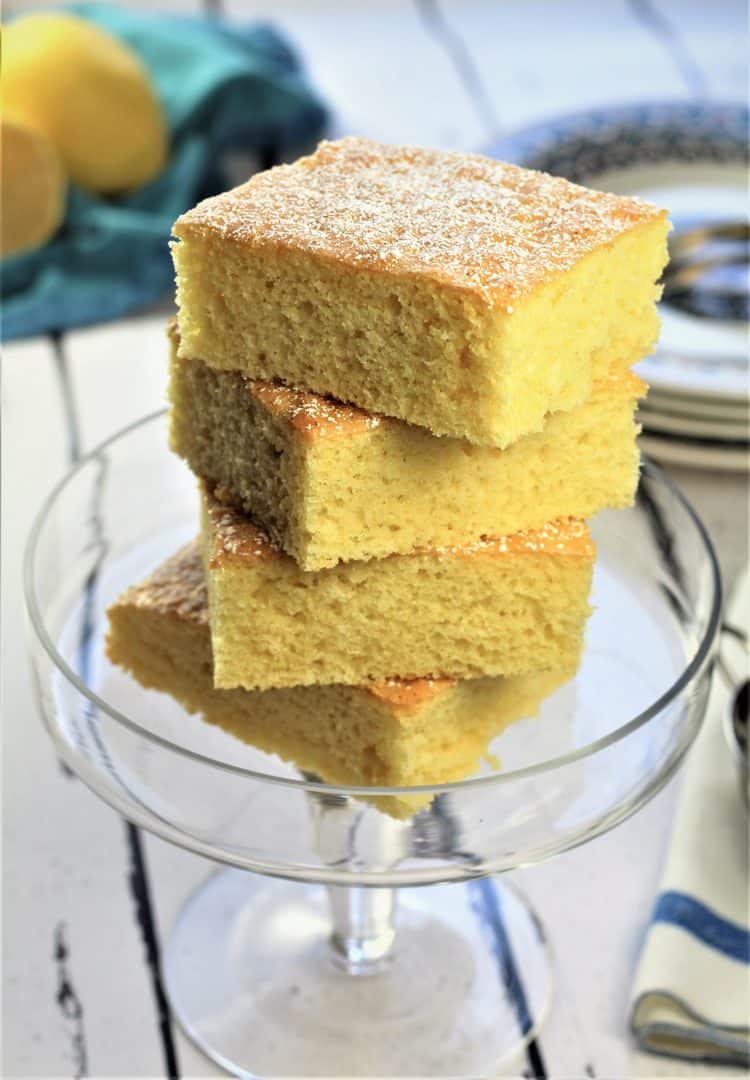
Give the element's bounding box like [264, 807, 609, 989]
[3, 2, 747, 1077]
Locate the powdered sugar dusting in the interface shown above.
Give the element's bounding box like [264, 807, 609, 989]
[116, 541, 209, 624]
[422, 517, 594, 559]
[249, 380, 383, 440]
[175, 137, 665, 307]
[205, 489, 278, 564]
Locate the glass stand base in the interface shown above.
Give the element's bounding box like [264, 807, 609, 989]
[165, 868, 552, 1078]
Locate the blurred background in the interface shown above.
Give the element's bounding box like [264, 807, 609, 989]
[2, 1, 748, 1077]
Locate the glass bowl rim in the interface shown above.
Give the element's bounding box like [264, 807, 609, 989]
[24, 409, 723, 798]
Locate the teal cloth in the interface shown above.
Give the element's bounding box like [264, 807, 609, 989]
[2, 4, 328, 340]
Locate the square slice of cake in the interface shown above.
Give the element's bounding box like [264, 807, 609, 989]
[200, 485, 594, 690]
[169, 323, 644, 570]
[106, 543, 570, 791]
[172, 136, 668, 448]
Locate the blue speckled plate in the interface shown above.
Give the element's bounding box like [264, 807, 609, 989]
[488, 102, 749, 406]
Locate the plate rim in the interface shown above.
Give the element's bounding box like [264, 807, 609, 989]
[486, 100, 749, 169]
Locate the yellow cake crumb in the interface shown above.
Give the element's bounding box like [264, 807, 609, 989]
[200, 485, 594, 691]
[173, 137, 668, 447]
[168, 323, 644, 569]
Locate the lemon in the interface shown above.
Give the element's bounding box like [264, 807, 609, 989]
[3, 12, 168, 194]
[1, 119, 67, 257]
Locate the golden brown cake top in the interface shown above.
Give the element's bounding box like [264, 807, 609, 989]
[204, 485, 595, 567]
[250, 368, 645, 439]
[249, 380, 383, 442]
[111, 542, 209, 626]
[369, 677, 456, 709]
[423, 517, 595, 560]
[174, 136, 666, 308]
[204, 493, 279, 565]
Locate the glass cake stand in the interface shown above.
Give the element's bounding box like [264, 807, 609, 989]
[24, 412, 721, 1078]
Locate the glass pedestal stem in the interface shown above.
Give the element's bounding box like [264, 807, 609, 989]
[304, 778, 406, 976]
[327, 884, 397, 974]
[163, 782, 554, 1076]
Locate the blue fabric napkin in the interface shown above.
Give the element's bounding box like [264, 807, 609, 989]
[630, 571, 750, 1067]
[2, 4, 328, 341]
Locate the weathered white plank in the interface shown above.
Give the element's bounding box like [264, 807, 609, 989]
[2, 337, 68, 485]
[2, 337, 71, 1077]
[63, 309, 173, 453]
[440, 0, 693, 138]
[223, 0, 487, 149]
[146, 841, 234, 1076]
[654, 0, 747, 100]
[1, 339, 171, 1077]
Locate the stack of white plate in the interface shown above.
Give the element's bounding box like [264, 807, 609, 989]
[489, 102, 749, 472]
[637, 296, 748, 473]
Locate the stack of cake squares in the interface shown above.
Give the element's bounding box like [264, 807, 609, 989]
[108, 138, 668, 795]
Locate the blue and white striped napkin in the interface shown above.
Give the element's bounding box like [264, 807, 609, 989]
[630, 571, 749, 1067]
